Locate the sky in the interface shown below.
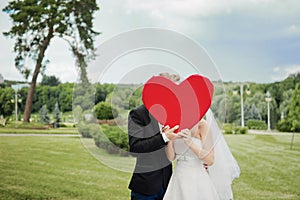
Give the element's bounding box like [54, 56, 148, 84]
[0, 0, 300, 84]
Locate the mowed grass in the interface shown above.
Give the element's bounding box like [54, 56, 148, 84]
[229, 134, 300, 200]
[0, 134, 299, 200]
[0, 136, 131, 200]
[0, 127, 79, 134]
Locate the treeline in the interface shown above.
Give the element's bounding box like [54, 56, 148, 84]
[0, 81, 142, 120]
[211, 73, 300, 132]
[1, 73, 300, 132]
[0, 82, 116, 117]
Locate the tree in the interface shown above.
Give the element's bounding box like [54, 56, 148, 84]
[247, 104, 262, 121]
[0, 87, 15, 117]
[288, 84, 300, 149]
[53, 102, 61, 128]
[39, 105, 50, 124]
[288, 84, 300, 131]
[41, 75, 61, 86]
[3, 0, 99, 122]
[94, 102, 118, 120]
[0, 73, 4, 84]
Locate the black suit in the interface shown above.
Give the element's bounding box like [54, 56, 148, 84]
[128, 105, 172, 196]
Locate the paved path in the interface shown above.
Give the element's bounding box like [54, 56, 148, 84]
[0, 131, 297, 137]
[0, 133, 81, 137]
[248, 129, 297, 136]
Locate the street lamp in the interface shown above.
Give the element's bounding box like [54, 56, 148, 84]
[233, 83, 251, 127]
[11, 84, 29, 122]
[11, 94, 22, 122]
[265, 91, 272, 131]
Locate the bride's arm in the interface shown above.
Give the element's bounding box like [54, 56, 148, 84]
[165, 141, 176, 161]
[180, 121, 215, 165]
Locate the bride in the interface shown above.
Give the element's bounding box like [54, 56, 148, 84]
[163, 110, 240, 200]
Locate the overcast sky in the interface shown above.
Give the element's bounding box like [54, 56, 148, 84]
[0, 0, 300, 84]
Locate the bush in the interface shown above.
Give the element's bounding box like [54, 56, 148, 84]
[233, 126, 241, 134]
[240, 127, 248, 134]
[246, 120, 267, 130]
[92, 124, 129, 156]
[77, 122, 99, 138]
[59, 123, 67, 128]
[223, 124, 233, 134]
[94, 102, 118, 120]
[227, 125, 248, 134]
[6, 122, 48, 129]
[276, 119, 292, 132]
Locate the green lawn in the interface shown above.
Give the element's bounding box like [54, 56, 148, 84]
[229, 134, 300, 200]
[0, 127, 79, 134]
[0, 136, 131, 200]
[0, 134, 299, 200]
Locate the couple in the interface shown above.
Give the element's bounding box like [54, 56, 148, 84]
[128, 104, 240, 200]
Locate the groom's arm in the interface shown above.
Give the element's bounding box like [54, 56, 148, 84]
[128, 109, 166, 154]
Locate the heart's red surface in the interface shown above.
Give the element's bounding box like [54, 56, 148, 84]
[142, 74, 214, 132]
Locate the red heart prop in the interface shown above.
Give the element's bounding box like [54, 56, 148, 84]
[142, 74, 214, 132]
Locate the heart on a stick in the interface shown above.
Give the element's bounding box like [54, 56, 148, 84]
[142, 74, 214, 132]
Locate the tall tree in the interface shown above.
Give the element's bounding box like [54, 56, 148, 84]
[39, 104, 50, 124]
[288, 84, 300, 149]
[3, 0, 99, 122]
[41, 75, 61, 86]
[288, 84, 300, 131]
[53, 102, 60, 128]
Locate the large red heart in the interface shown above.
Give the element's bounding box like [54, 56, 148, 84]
[142, 74, 214, 132]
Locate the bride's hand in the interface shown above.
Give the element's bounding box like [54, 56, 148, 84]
[178, 129, 193, 146]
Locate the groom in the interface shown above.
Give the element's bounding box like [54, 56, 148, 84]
[128, 104, 179, 200]
[128, 73, 180, 200]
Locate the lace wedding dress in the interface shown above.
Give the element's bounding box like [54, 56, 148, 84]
[163, 137, 220, 200]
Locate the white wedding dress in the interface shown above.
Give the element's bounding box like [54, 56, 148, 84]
[163, 137, 220, 200]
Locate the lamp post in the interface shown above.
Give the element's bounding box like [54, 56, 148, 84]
[11, 93, 22, 122]
[234, 83, 251, 127]
[265, 91, 272, 131]
[11, 84, 28, 122]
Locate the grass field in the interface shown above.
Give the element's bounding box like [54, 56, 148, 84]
[0, 127, 79, 134]
[0, 134, 299, 200]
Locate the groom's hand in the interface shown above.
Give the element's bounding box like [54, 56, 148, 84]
[163, 125, 179, 141]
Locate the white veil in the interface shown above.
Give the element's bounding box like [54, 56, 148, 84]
[206, 109, 240, 200]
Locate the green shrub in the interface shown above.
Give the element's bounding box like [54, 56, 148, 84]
[229, 125, 248, 134]
[240, 127, 248, 134]
[77, 122, 93, 138]
[94, 102, 118, 120]
[59, 123, 67, 128]
[246, 120, 267, 130]
[92, 124, 129, 156]
[234, 126, 241, 134]
[6, 122, 48, 129]
[223, 124, 233, 134]
[276, 119, 292, 132]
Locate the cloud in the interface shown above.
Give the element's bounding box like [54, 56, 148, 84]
[271, 65, 300, 81]
[285, 65, 300, 74]
[125, 0, 299, 19]
[273, 67, 280, 72]
[45, 63, 78, 83]
[285, 24, 300, 36]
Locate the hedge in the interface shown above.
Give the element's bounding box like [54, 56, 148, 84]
[246, 120, 267, 130]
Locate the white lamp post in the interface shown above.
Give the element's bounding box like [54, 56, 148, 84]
[265, 91, 272, 131]
[11, 84, 28, 122]
[240, 84, 244, 127]
[11, 94, 22, 122]
[234, 83, 251, 127]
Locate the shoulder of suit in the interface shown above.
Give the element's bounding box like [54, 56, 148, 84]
[130, 105, 149, 120]
[133, 105, 148, 115]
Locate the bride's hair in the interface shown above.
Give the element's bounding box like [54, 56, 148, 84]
[159, 72, 180, 82]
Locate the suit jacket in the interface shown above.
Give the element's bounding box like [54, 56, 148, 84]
[128, 105, 172, 195]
